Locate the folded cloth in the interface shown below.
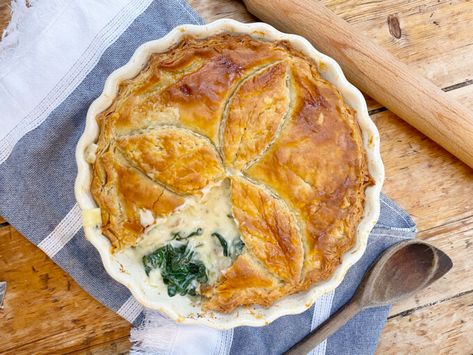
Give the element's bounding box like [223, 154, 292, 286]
[0, 0, 416, 354]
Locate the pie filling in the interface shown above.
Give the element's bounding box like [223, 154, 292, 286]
[88, 33, 372, 313]
[135, 180, 243, 296]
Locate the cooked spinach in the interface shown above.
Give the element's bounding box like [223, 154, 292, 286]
[231, 238, 245, 256]
[211, 232, 229, 256]
[143, 227, 246, 297]
[212, 232, 245, 258]
[143, 243, 207, 297]
[171, 228, 203, 241]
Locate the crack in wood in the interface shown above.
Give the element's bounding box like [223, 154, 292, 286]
[442, 79, 473, 92]
[368, 107, 388, 116]
[368, 79, 473, 117]
[389, 288, 473, 319]
[417, 213, 473, 235]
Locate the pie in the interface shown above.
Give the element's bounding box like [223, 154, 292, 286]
[88, 33, 372, 313]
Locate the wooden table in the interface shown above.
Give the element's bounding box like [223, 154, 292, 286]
[1, 0, 472, 353]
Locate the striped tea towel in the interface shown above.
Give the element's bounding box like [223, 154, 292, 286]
[0, 0, 416, 354]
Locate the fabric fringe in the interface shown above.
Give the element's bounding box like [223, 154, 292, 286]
[130, 310, 179, 354]
[0, 0, 66, 64]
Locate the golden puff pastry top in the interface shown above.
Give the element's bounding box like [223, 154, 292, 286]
[90, 33, 372, 313]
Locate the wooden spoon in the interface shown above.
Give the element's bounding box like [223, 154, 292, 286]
[285, 240, 453, 355]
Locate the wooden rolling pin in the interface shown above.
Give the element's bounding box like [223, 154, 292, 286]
[243, 0, 473, 169]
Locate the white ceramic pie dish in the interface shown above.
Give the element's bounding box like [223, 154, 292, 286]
[75, 19, 384, 329]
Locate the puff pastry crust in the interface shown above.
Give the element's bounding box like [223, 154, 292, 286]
[117, 127, 224, 194]
[90, 33, 372, 312]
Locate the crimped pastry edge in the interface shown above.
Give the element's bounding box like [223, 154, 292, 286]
[74, 19, 384, 329]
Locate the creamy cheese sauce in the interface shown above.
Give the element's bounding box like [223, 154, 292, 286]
[148, 268, 166, 291]
[133, 179, 241, 285]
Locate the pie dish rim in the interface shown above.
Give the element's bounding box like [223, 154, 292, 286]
[74, 19, 384, 329]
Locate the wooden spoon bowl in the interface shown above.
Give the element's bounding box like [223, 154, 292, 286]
[286, 240, 453, 355]
[358, 241, 451, 307]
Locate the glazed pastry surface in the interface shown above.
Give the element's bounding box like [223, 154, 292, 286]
[90, 33, 372, 312]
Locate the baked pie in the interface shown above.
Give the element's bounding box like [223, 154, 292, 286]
[89, 33, 372, 313]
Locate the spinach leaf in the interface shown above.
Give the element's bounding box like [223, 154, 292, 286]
[231, 238, 245, 257]
[212, 232, 245, 258]
[172, 228, 203, 241]
[211, 232, 229, 256]
[143, 243, 208, 297]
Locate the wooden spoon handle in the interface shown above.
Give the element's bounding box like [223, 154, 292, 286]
[284, 300, 362, 355]
[243, 0, 473, 169]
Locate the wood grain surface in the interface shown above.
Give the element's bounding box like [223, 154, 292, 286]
[0, 0, 10, 31]
[1, 0, 472, 353]
[244, 0, 473, 168]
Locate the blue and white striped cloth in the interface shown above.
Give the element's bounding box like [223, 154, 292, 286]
[0, 1, 416, 354]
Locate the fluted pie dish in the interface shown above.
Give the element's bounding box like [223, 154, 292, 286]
[75, 19, 383, 328]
